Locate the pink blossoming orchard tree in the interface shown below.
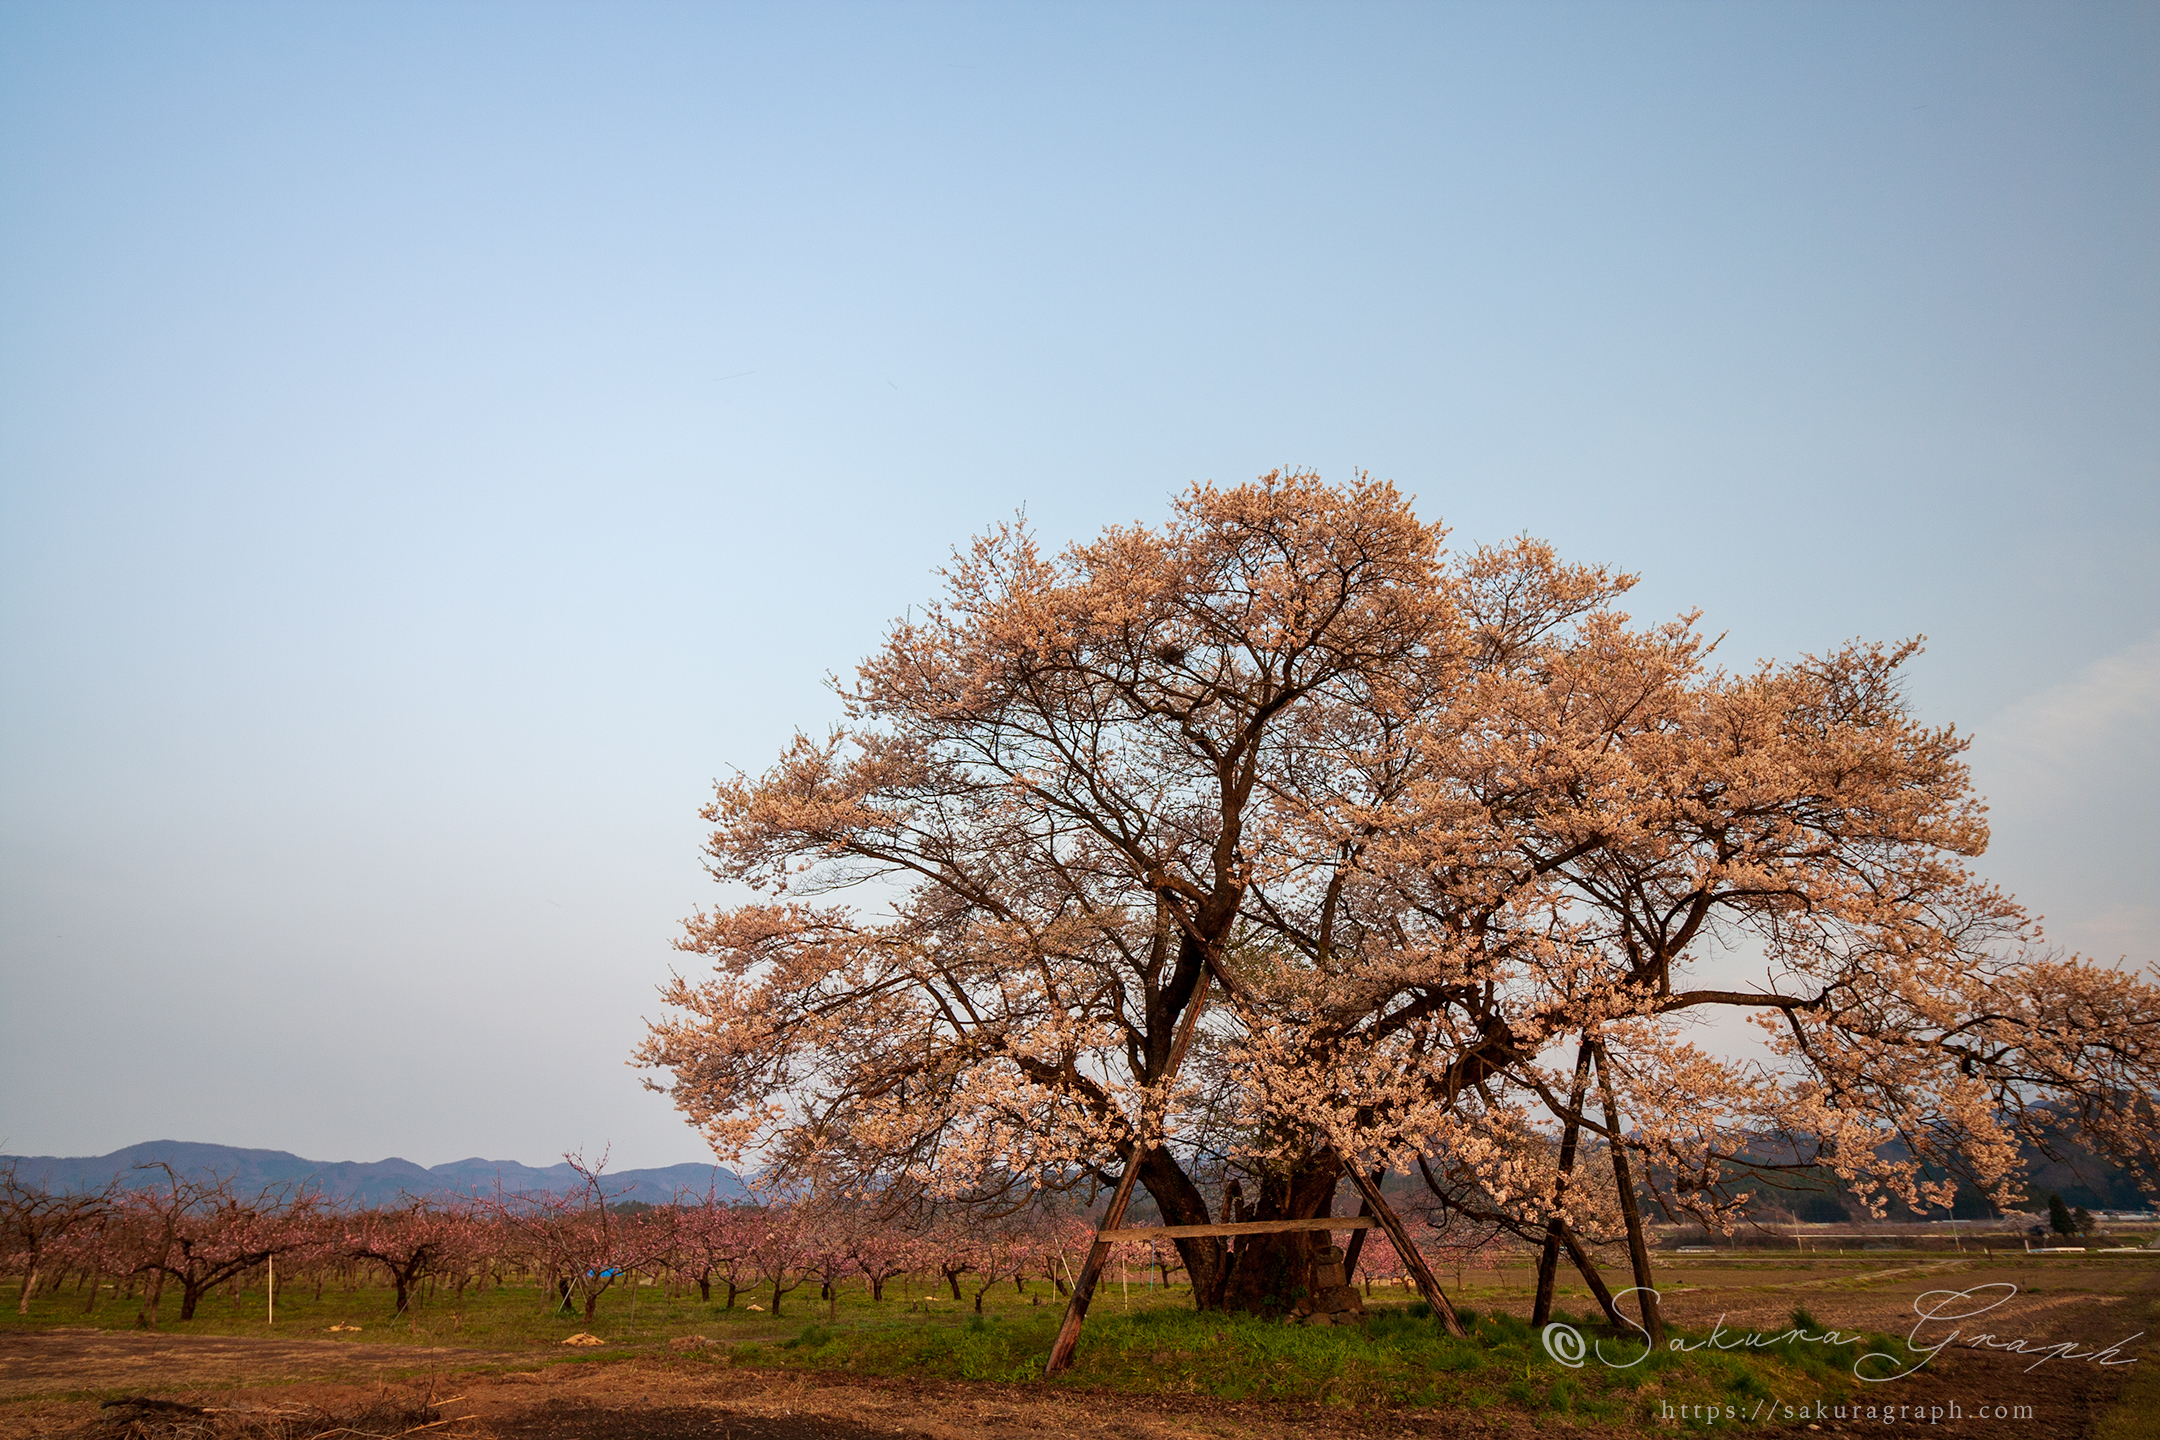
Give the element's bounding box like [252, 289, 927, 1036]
[639, 472, 2160, 1340]
[844, 1210, 921, 1302]
[479, 1152, 663, 1324]
[345, 1199, 479, 1318]
[742, 1203, 814, 1316]
[669, 1190, 754, 1305]
[1, 1161, 109, 1316]
[104, 1165, 321, 1327]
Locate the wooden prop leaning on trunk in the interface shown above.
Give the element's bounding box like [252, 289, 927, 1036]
[1044, 957, 1469, 1374]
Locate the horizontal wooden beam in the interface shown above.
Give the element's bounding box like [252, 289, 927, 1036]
[1100, 1216, 1380, 1241]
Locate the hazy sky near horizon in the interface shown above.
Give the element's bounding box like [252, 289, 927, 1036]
[2, 3, 2154, 1171]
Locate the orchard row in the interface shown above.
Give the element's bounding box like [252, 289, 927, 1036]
[5, 1156, 1470, 1330]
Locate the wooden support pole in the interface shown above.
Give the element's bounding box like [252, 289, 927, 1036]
[1340, 1165, 1467, 1338]
[1533, 1040, 1595, 1327]
[1044, 972, 1214, 1376]
[1592, 1040, 1664, 1346]
[1555, 1221, 1625, 1328]
[1045, 1141, 1143, 1371]
[1342, 1172, 1381, 1280]
[1102, 1216, 1378, 1241]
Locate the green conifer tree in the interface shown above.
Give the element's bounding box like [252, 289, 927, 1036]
[2047, 1193, 2075, 1237]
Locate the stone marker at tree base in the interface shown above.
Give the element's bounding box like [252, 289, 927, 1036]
[1287, 1245, 1365, 1326]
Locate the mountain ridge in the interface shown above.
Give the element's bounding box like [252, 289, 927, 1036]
[0, 1140, 746, 1207]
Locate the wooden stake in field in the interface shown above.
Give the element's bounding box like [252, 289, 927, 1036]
[1593, 1040, 1665, 1346]
[1532, 1040, 1595, 1328]
[1043, 972, 1214, 1374]
[1339, 1165, 1467, 1338]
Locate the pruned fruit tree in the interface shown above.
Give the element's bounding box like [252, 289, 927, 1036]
[638, 471, 2160, 1317]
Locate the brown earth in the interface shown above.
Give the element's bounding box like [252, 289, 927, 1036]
[0, 1326, 519, 1394]
[1564, 1255, 2156, 1439]
[0, 1353, 1574, 1440]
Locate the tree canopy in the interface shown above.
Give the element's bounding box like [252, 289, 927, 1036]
[639, 471, 2160, 1315]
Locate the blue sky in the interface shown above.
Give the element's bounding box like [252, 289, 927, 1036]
[2, 2, 2153, 1169]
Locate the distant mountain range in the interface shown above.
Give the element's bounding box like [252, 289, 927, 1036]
[0, 1141, 748, 1208]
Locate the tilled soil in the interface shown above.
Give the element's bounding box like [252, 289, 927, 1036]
[5, 1359, 1558, 1440]
[464, 1363, 1569, 1440]
[1563, 1257, 2153, 1439]
[0, 1325, 517, 1393]
[0, 1346, 2136, 1440]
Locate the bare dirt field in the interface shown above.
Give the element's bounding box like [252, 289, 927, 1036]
[0, 1350, 1588, 1440]
[1550, 1253, 2157, 1439]
[0, 1327, 519, 1393]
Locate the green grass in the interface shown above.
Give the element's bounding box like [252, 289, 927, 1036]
[0, 1270, 870, 1351]
[746, 1298, 1887, 1418]
[2, 1272, 1889, 1427]
[2093, 1291, 2160, 1440]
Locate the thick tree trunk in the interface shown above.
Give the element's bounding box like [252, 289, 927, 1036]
[1217, 1157, 1344, 1314]
[1139, 1144, 1230, 1309]
[698, 1275, 711, 1302]
[16, 1265, 38, 1315]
